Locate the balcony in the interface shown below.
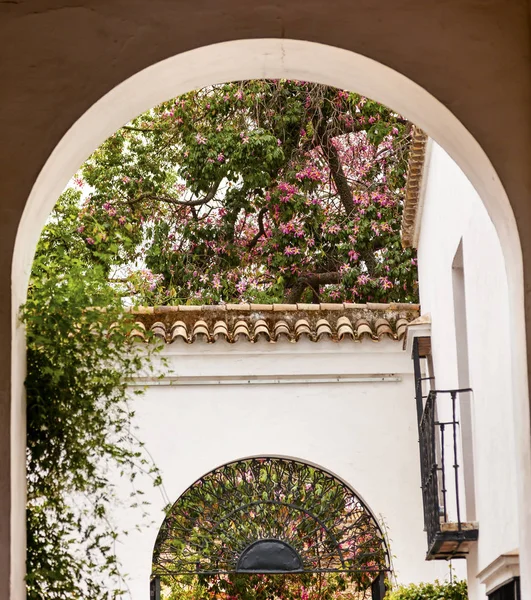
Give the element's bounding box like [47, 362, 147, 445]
[412, 338, 479, 560]
[419, 389, 478, 559]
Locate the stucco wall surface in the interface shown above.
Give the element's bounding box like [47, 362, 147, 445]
[110, 338, 459, 598]
[417, 143, 520, 597]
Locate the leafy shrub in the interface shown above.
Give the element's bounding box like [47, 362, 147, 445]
[386, 579, 467, 600]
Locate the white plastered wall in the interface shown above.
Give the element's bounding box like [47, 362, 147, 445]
[110, 337, 462, 599]
[417, 143, 519, 598]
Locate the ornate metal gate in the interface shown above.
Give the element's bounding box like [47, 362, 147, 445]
[151, 457, 390, 598]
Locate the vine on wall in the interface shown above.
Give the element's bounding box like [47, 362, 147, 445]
[22, 194, 162, 599]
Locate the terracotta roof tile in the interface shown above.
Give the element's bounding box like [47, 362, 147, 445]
[128, 303, 419, 344]
[401, 127, 428, 249]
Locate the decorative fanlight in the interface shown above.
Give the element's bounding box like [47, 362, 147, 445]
[152, 457, 388, 583]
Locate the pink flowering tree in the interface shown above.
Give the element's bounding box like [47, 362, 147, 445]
[70, 80, 417, 305]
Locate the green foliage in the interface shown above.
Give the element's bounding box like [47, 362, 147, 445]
[72, 80, 417, 306]
[386, 579, 468, 600]
[22, 194, 163, 598]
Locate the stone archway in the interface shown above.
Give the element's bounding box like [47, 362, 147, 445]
[11, 39, 531, 598]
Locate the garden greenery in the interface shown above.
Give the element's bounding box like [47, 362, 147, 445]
[23, 193, 162, 598]
[386, 579, 467, 600]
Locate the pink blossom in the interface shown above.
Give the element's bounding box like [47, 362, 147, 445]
[86, 237, 95, 245]
[284, 246, 300, 256]
[236, 279, 247, 294]
[195, 133, 207, 145]
[380, 276, 394, 290]
[277, 181, 299, 203]
[296, 165, 326, 183]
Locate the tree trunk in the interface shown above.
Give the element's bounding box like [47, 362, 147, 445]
[287, 271, 341, 303]
[321, 137, 356, 216]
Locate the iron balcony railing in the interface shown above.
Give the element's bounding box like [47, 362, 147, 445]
[419, 390, 469, 545]
[419, 389, 477, 555]
[412, 338, 478, 559]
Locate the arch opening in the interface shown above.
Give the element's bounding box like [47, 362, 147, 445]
[11, 38, 531, 599]
[151, 457, 389, 594]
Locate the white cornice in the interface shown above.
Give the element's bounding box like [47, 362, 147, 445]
[478, 551, 519, 594]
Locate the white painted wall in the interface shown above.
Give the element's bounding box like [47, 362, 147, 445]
[417, 142, 520, 598]
[110, 337, 459, 598]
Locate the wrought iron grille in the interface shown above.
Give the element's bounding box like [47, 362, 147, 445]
[418, 388, 479, 556]
[412, 338, 478, 559]
[152, 457, 389, 582]
[418, 389, 439, 549]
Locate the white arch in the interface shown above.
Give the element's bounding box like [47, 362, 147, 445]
[11, 39, 531, 598]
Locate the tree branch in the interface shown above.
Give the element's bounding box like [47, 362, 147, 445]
[287, 271, 341, 303]
[320, 137, 356, 216]
[247, 207, 268, 249]
[121, 125, 159, 133]
[129, 180, 221, 207]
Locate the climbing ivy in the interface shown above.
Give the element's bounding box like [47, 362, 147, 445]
[22, 192, 163, 598]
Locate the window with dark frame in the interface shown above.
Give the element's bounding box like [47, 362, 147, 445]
[488, 577, 521, 600]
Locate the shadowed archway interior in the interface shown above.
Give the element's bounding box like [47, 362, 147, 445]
[152, 457, 388, 584]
